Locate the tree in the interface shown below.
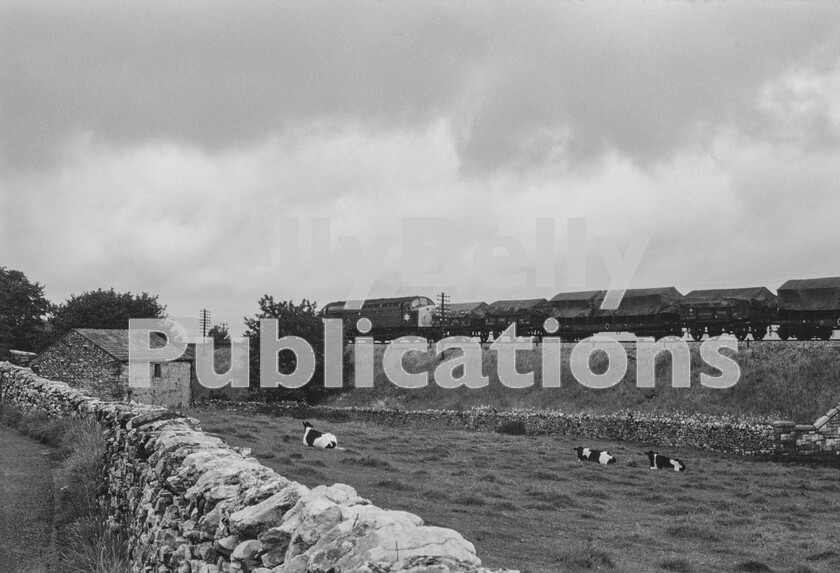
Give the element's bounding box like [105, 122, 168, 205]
[208, 323, 230, 346]
[0, 267, 50, 353]
[49, 288, 166, 342]
[243, 296, 333, 403]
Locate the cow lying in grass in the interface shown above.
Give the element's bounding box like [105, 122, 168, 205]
[302, 421, 338, 449]
[645, 450, 686, 471]
[573, 446, 616, 465]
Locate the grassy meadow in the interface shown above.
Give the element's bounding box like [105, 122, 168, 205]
[191, 407, 840, 573]
[320, 341, 840, 423]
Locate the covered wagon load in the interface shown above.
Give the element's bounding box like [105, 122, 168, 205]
[436, 301, 490, 339]
[681, 286, 777, 340]
[776, 277, 840, 340]
[592, 287, 684, 339]
[548, 290, 605, 341]
[485, 298, 552, 338]
[445, 301, 489, 320]
[550, 290, 605, 319]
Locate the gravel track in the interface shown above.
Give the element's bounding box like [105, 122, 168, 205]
[0, 425, 56, 573]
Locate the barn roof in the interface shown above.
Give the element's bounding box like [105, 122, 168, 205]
[72, 328, 192, 362]
[777, 276, 840, 311]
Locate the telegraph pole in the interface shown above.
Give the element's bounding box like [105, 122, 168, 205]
[438, 292, 450, 321]
[437, 292, 450, 340]
[199, 309, 211, 338]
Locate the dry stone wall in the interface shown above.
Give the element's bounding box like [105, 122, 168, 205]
[203, 401, 778, 456]
[0, 362, 513, 573]
[773, 406, 840, 455]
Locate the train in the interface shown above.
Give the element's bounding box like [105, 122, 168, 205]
[321, 276, 840, 342]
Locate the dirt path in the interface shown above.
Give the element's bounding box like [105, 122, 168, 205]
[0, 425, 56, 573]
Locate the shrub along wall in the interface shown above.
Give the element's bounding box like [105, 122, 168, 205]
[201, 401, 778, 456]
[0, 362, 511, 573]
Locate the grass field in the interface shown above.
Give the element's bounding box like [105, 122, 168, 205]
[190, 407, 840, 573]
[315, 341, 840, 423]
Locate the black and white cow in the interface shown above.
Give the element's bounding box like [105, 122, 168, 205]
[302, 421, 338, 449]
[573, 446, 616, 465]
[645, 451, 686, 472]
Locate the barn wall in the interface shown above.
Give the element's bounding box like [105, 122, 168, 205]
[0, 362, 506, 573]
[30, 330, 126, 400]
[129, 361, 193, 408]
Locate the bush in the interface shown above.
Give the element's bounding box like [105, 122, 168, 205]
[59, 515, 130, 573]
[495, 420, 527, 435]
[319, 409, 351, 423]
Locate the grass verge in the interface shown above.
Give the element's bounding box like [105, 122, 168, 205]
[0, 404, 130, 573]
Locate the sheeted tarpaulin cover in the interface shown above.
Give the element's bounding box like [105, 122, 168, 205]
[778, 277, 840, 311]
[594, 287, 683, 317]
[445, 302, 489, 318]
[486, 299, 551, 316]
[683, 287, 777, 309]
[550, 290, 605, 318]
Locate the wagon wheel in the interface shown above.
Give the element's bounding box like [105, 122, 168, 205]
[690, 329, 705, 342]
[777, 328, 790, 341]
[733, 329, 748, 341]
[817, 327, 833, 341]
[750, 326, 768, 341]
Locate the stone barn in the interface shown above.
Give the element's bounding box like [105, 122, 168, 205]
[31, 328, 196, 407]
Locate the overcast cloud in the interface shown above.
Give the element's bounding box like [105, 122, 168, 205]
[2, 1, 840, 335]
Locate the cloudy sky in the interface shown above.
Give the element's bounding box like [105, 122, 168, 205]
[2, 1, 840, 336]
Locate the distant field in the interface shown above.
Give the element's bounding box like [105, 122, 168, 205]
[320, 341, 840, 423]
[190, 407, 840, 573]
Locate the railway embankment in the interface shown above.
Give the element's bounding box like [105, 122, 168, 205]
[325, 340, 840, 423]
